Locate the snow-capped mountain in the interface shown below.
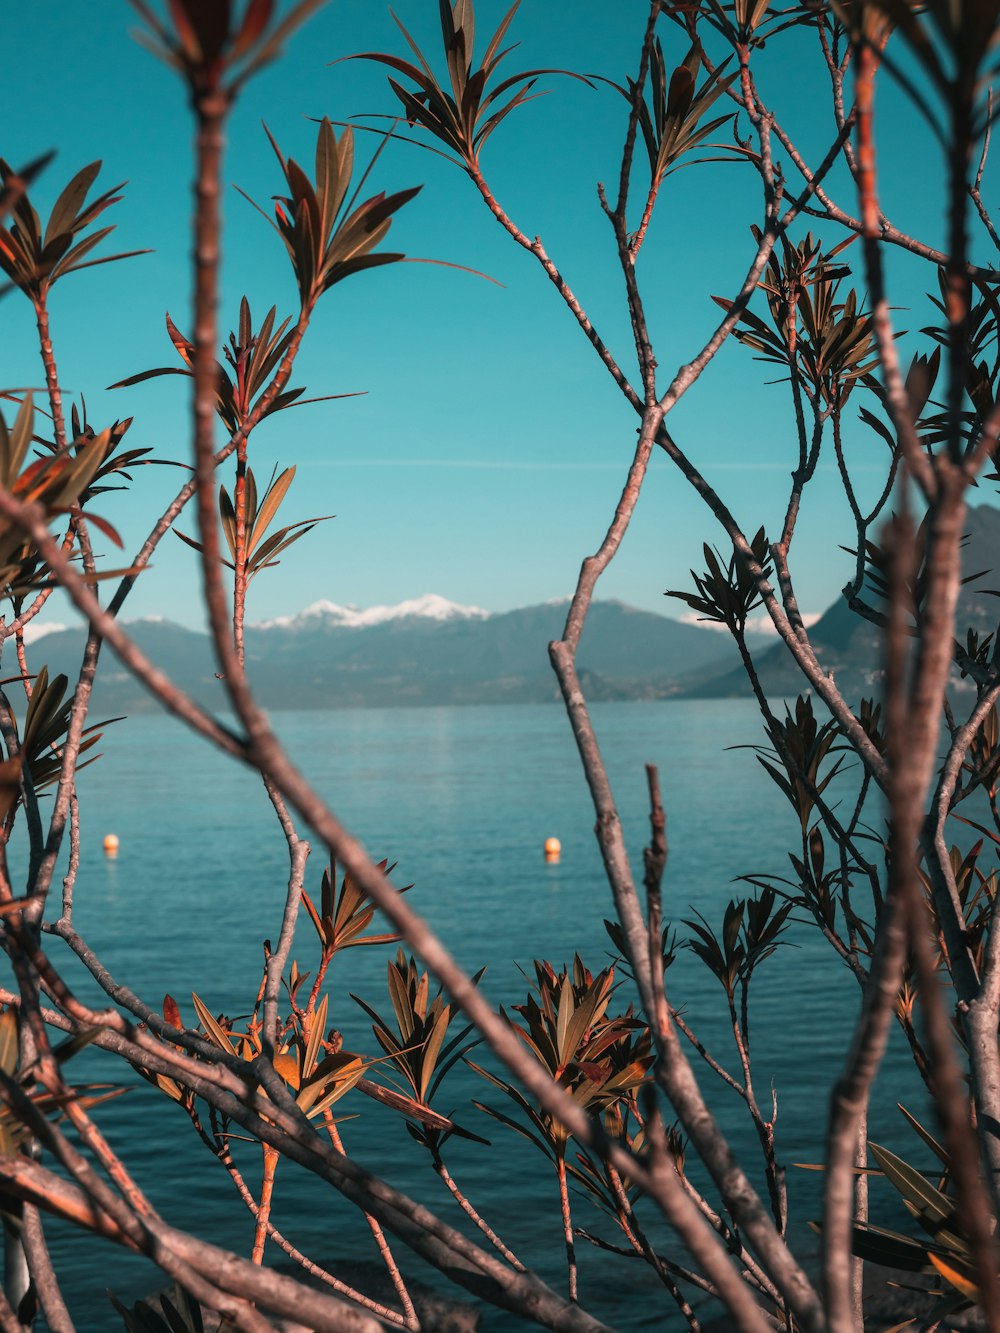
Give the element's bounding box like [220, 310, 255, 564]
[254, 593, 490, 632]
[21, 597, 743, 711]
[16, 504, 1000, 711]
[22, 621, 67, 645]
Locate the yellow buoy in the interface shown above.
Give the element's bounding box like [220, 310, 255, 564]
[103, 833, 120, 858]
[543, 836, 561, 864]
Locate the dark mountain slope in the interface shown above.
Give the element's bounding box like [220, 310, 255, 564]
[679, 503, 1000, 701]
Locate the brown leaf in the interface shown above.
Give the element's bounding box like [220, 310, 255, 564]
[665, 63, 695, 120]
[0, 755, 21, 824]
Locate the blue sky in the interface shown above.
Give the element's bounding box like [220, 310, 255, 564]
[3, 1, 972, 629]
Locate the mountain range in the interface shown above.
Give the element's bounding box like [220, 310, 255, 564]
[17, 504, 1000, 710]
[29, 594, 742, 713]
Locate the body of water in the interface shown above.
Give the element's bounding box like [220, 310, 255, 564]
[33, 700, 924, 1329]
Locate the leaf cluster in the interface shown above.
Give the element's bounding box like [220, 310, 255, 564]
[665, 527, 771, 633]
[955, 625, 996, 679]
[606, 39, 736, 187]
[241, 119, 419, 306]
[933, 844, 996, 976]
[846, 512, 984, 617]
[471, 957, 652, 1157]
[59, 403, 153, 499]
[852, 0, 1000, 127]
[699, 0, 818, 45]
[858, 346, 940, 459]
[176, 465, 331, 584]
[754, 693, 846, 836]
[112, 300, 337, 436]
[0, 159, 146, 302]
[715, 232, 877, 408]
[0, 397, 122, 597]
[683, 886, 792, 1000]
[603, 916, 676, 983]
[918, 277, 1000, 453]
[131, 0, 326, 99]
[0, 1008, 116, 1157]
[353, 949, 482, 1148]
[14, 665, 113, 797]
[302, 858, 407, 956]
[848, 1110, 981, 1327]
[110, 1283, 204, 1333]
[132, 996, 191, 1106]
[570, 1101, 674, 1225]
[189, 991, 365, 1121]
[792, 825, 849, 939]
[350, 0, 587, 167]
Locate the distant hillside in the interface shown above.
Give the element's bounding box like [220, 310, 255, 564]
[23, 596, 742, 712]
[35, 500, 997, 715]
[679, 502, 1000, 702]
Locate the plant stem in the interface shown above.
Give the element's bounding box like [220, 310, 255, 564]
[557, 1152, 578, 1303]
[233, 446, 248, 668]
[432, 1152, 525, 1270]
[325, 1114, 418, 1330]
[34, 297, 67, 450]
[251, 1144, 279, 1266]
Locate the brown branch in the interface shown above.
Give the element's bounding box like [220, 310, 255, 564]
[967, 890, 1000, 1213]
[325, 1115, 418, 1331]
[20, 1204, 75, 1333]
[643, 764, 666, 903]
[208, 1130, 410, 1327]
[34, 300, 68, 452]
[0, 1066, 276, 1333]
[907, 866, 1000, 1324]
[105, 304, 311, 625]
[556, 1153, 578, 1303]
[643, 1108, 775, 1333]
[261, 821, 309, 1051]
[432, 1153, 526, 1271]
[971, 95, 1000, 254]
[822, 512, 919, 1327]
[466, 163, 643, 411]
[854, 43, 936, 502]
[250, 1144, 279, 1267]
[0, 1276, 26, 1333]
[0, 1154, 379, 1333]
[616, 2, 659, 234]
[604, 1169, 704, 1329]
[851, 1108, 868, 1327]
[0, 984, 612, 1331]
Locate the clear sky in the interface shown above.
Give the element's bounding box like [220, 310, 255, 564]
[3, 1, 973, 630]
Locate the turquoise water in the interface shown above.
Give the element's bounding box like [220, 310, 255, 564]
[36, 701, 923, 1329]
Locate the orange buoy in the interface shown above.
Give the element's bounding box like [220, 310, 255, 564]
[543, 836, 561, 864]
[103, 833, 120, 858]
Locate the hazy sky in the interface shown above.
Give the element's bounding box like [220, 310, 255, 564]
[4, 2, 973, 630]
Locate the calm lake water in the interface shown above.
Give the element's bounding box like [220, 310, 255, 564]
[34, 701, 924, 1330]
